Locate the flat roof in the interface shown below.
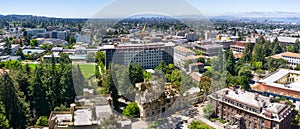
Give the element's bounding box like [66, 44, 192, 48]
[74, 109, 92, 126]
[259, 69, 300, 92]
[174, 46, 194, 53]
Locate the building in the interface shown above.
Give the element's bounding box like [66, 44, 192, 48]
[174, 46, 195, 68]
[194, 44, 223, 57]
[186, 33, 198, 42]
[49, 88, 131, 129]
[135, 82, 201, 121]
[0, 56, 21, 62]
[75, 34, 91, 44]
[230, 41, 248, 54]
[204, 30, 218, 40]
[24, 29, 46, 38]
[270, 37, 299, 46]
[188, 62, 204, 73]
[271, 52, 300, 68]
[252, 69, 300, 110]
[50, 31, 69, 40]
[103, 42, 174, 69]
[209, 88, 292, 129]
[215, 40, 234, 49]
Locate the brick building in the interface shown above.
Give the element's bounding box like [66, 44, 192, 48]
[209, 88, 292, 129]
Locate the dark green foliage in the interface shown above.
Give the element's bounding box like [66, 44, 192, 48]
[122, 102, 140, 118]
[35, 116, 48, 126]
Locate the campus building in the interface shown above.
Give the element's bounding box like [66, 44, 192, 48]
[103, 42, 174, 69]
[209, 88, 292, 129]
[252, 69, 300, 110]
[271, 52, 300, 68]
[194, 44, 223, 57]
[174, 46, 195, 68]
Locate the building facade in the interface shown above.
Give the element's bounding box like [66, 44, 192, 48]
[194, 44, 223, 57]
[252, 69, 300, 110]
[104, 43, 174, 69]
[209, 88, 292, 129]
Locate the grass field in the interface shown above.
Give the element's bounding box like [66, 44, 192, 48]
[24, 63, 96, 79]
[78, 64, 96, 79]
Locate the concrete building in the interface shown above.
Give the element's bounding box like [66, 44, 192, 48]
[230, 41, 249, 54]
[209, 88, 292, 129]
[270, 37, 299, 46]
[194, 44, 223, 57]
[204, 30, 218, 40]
[75, 34, 91, 44]
[215, 40, 234, 49]
[186, 33, 198, 42]
[252, 69, 300, 110]
[271, 52, 300, 68]
[50, 31, 69, 40]
[24, 29, 46, 38]
[135, 82, 201, 121]
[103, 42, 174, 69]
[174, 46, 195, 68]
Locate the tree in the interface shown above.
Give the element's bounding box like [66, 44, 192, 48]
[296, 64, 300, 70]
[35, 116, 48, 126]
[129, 63, 144, 85]
[252, 44, 265, 63]
[30, 39, 38, 47]
[95, 51, 106, 64]
[197, 57, 205, 63]
[272, 37, 282, 55]
[226, 50, 235, 75]
[3, 40, 11, 55]
[199, 76, 211, 101]
[32, 64, 49, 117]
[240, 43, 253, 63]
[0, 102, 9, 129]
[122, 102, 140, 118]
[294, 39, 300, 53]
[0, 73, 28, 128]
[203, 104, 214, 119]
[69, 34, 76, 44]
[188, 121, 214, 129]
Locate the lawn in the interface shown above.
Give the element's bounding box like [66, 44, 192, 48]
[78, 63, 96, 79]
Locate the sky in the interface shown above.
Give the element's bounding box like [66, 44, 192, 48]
[0, 0, 300, 18]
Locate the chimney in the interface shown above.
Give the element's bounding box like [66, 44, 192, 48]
[254, 93, 259, 101]
[70, 103, 76, 122]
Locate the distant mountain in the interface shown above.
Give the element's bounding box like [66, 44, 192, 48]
[216, 12, 300, 18]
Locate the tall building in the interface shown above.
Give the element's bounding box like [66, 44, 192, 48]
[103, 42, 174, 69]
[209, 88, 292, 129]
[252, 69, 300, 110]
[24, 29, 46, 38]
[50, 31, 69, 40]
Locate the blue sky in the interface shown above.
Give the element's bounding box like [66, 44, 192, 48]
[0, 0, 299, 18]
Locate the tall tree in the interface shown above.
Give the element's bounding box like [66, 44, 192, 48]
[226, 50, 235, 75]
[272, 37, 283, 55]
[241, 43, 253, 63]
[0, 101, 9, 129]
[199, 76, 211, 101]
[31, 64, 49, 117]
[0, 73, 28, 128]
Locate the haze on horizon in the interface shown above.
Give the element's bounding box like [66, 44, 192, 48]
[0, 0, 299, 18]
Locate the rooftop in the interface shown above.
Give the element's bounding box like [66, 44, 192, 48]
[259, 69, 300, 92]
[174, 46, 194, 53]
[282, 52, 300, 58]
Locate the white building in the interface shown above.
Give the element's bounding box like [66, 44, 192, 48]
[174, 46, 195, 68]
[271, 52, 300, 68]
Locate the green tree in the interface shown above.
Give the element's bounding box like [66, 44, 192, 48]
[30, 39, 38, 47]
[272, 37, 283, 55]
[35, 116, 48, 126]
[129, 63, 144, 85]
[122, 102, 140, 118]
[240, 43, 253, 63]
[294, 39, 300, 53]
[3, 40, 12, 55]
[199, 76, 211, 101]
[226, 50, 235, 75]
[69, 34, 76, 44]
[95, 51, 106, 64]
[32, 64, 49, 117]
[0, 102, 9, 129]
[0, 73, 28, 128]
[296, 64, 300, 70]
[203, 104, 214, 119]
[188, 121, 214, 129]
